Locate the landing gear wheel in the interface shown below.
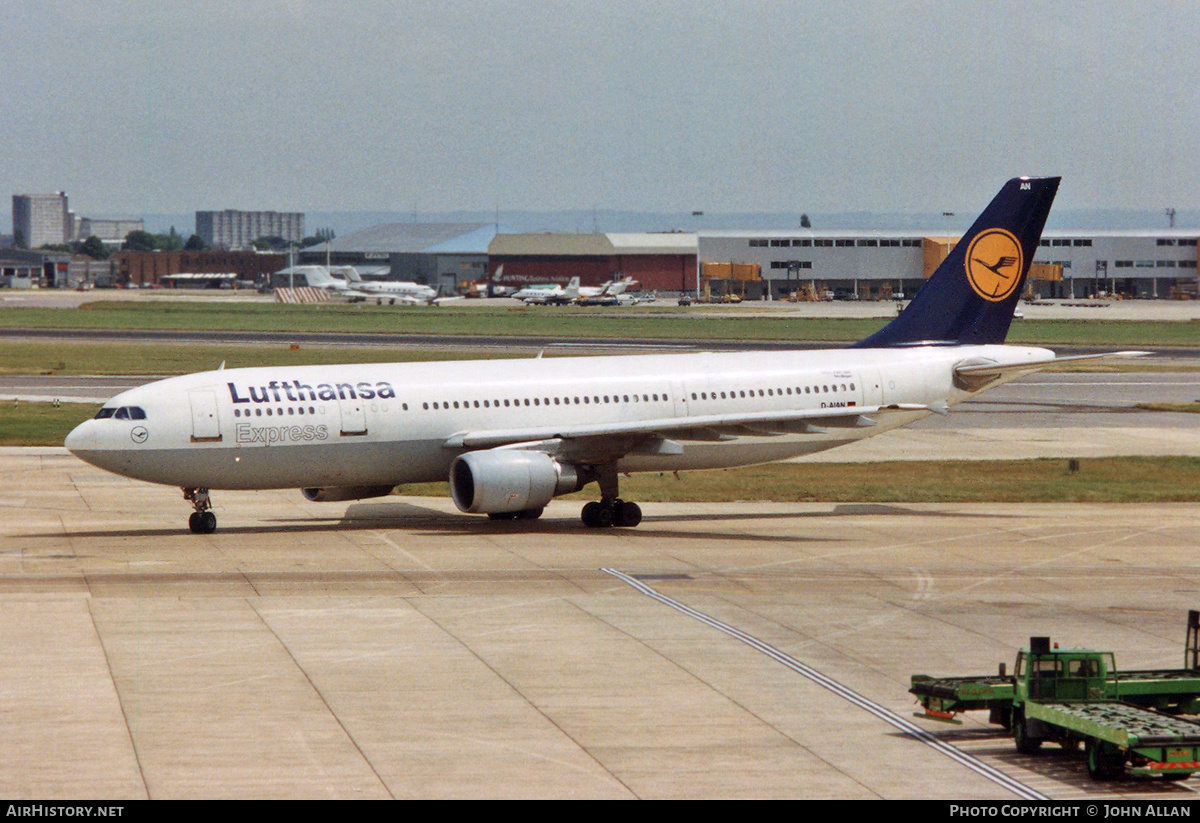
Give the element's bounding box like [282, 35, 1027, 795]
[183, 487, 216, 534]
[580, 465, 642, 528]
[581, 501, 603, 528]
[594, 504, 614, 528]
[188, 510, 216, 534]
[581, 499, 641, 528]
[613, 500, 642, 527]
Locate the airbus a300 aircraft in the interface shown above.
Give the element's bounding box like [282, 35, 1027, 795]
[66, 177, 1138, 533]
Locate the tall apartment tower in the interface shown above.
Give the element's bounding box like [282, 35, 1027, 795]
[12, 192, 70, 248]
[195, 210, 305, 249]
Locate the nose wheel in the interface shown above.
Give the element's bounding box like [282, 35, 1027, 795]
[183, 488, 217, 534]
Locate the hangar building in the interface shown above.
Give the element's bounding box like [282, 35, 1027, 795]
[487, 233, 697, 292]
[299, 223, 500, 292]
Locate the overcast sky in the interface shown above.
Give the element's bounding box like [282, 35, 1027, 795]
[4, 0, 1199, 221]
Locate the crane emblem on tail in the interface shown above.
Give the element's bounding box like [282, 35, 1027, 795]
[964, 228, 1025, 302]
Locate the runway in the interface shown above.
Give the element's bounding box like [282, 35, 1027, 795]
[4, 447, 1200, 799]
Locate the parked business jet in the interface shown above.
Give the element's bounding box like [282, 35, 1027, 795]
[66, 177, 1141, 534]
[338, 267, 461, 305]
[518, 277, 580, 304]
[517, 276, 634, 305]
[511, 282, 564, 301]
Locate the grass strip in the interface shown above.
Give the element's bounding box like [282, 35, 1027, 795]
[2, 301, 1199, 347]
[0, 340, 524, 376]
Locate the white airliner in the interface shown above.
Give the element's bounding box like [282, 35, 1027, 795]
[65, 177, 1141, 534]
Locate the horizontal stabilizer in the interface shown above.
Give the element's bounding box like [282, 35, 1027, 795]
[953, 351, 1150, 391]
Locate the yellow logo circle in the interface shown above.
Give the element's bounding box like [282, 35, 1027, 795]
[964, 229, 1024, 303]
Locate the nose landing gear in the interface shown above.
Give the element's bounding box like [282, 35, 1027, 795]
[184, 487, 216, 534]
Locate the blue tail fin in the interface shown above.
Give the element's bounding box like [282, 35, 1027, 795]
[853, 176, 1060, 348]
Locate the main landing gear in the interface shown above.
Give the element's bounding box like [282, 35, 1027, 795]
[580, 464, 642, 528]
[184, 487, 216, 534]
[581, 499, 641, 528]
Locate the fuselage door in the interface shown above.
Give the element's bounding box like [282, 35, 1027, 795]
[189, 389, 222, 442]
[338, 394, 368, 436]
[861, 367, 884, 408]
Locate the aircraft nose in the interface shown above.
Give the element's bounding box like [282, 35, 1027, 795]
[64, 419, 96, 455]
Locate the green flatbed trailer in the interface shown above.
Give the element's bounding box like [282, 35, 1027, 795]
[910, 611, 1200, 780]
[911, 667, 1200, 722]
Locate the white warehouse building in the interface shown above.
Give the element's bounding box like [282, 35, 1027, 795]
[698, 228, 1200, 300]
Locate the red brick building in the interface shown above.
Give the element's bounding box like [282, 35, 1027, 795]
[113, 251, 287, 287]
[487, 233, 697, 292]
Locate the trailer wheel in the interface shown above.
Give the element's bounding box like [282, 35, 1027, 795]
[1013, 710, 1043, 754]
[1086, 740, 1124, 781]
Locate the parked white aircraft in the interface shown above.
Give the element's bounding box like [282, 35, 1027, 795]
[517, 278, 579, 304]
[338, 267, 460, 305]
[280, 265, 456, 305]
[522, 276, 636, 305]
[510, 282, 564, 301]
[66, 177, 1142, 534]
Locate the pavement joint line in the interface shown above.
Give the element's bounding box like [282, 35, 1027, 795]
[602, 567, 1048, 801]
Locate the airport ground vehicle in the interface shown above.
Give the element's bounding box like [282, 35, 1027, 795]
[911, 612, 1200, 780]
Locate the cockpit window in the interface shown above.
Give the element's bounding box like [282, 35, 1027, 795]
[94, 406, 146, 420]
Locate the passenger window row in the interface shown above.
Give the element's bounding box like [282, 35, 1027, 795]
[423, 392, 668, 411]
[235, 406, 319, 418]
[233, 402, 410, 418]
[689, 382, 855, 401]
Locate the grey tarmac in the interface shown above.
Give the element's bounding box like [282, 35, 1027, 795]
[3, 444, 1200, 799]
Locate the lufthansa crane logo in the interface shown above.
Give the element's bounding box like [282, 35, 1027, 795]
[964, 228, 1024, 302]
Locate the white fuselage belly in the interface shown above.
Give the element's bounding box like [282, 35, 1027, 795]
[65, 345, 1050, 490]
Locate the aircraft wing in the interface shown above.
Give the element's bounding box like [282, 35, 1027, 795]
[442, 402, 940, 462]
[952, 350, 1149, 391]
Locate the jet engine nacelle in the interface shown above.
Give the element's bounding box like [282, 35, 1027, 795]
[450, 450, 580, 514]
[301, 485, 395, 503]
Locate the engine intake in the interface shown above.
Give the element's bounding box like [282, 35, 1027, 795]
[450, 450, 579, 514]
